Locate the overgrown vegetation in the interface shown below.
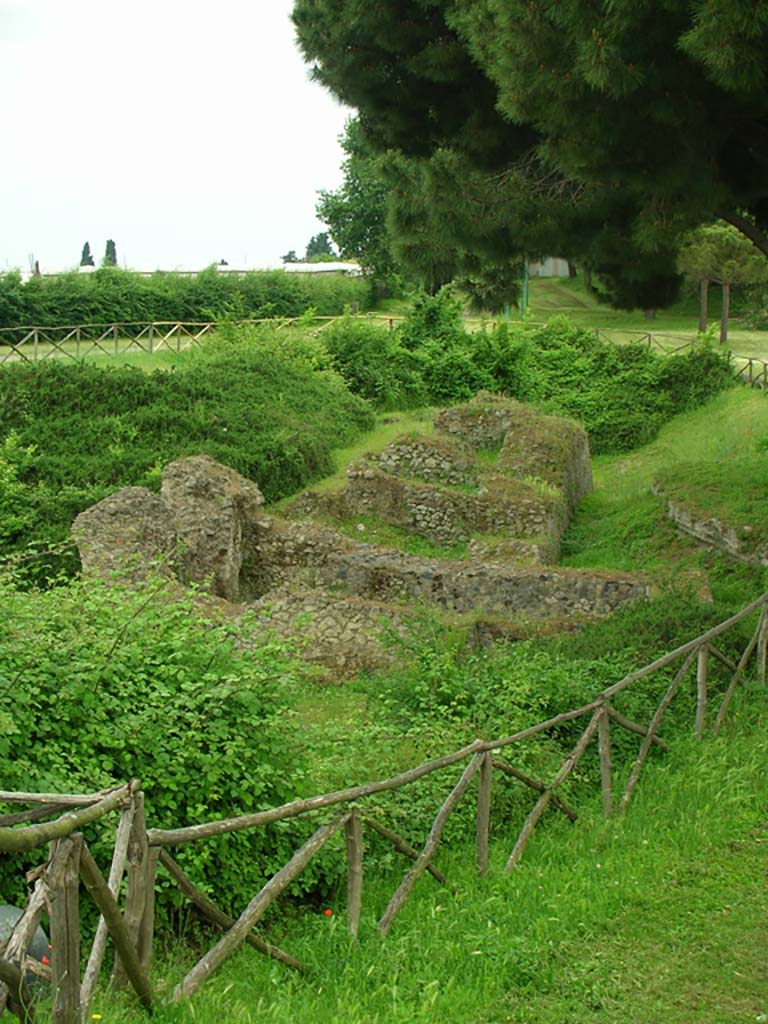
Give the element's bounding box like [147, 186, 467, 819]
[1, 286, 765, 1021]
[0, 266, 369, 332]
[0, 329, 372, 579]
[324, 292, 733, 451]
[0, 577, 330, 918]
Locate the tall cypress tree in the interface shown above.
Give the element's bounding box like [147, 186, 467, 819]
[103, 239, 117, 267]
[80, 242, 95, 267]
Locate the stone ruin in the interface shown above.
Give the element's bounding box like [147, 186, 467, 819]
[73, 396, 653, 675]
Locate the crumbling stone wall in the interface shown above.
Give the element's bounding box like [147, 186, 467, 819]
[340, 464, 561, 545]
[161, 455, 265, 601]
[71, 398, 650, 676]
[244, 590, 410, 674]
[435, 395, 523, 450]
[654, 482, 768, 567]
[371, 435, 478, 488]
[241, 523, 652, 618]
[73, 487, 176, 580]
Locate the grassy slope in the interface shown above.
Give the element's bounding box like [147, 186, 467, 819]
[561, 388, 768, 599]
[19, 298, 768, 1021]
[527, 277, 768, 362]
[81, 700, 768, 1024]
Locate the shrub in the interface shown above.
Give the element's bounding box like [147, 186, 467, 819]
[0, 576, 331, 918]
[507, 317, 733, 453]
[322, 315, 427, 409]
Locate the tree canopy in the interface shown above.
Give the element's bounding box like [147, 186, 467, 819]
[293, 0, 768, 308]
[678, 221, 768, 341]
[316, 120, 398, 281]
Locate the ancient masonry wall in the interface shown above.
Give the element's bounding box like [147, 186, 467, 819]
[72, 399, 652, 674]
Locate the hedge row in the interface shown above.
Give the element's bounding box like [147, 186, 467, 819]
[0, 266, 369, 332]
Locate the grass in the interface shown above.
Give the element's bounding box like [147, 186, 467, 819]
[58, 693, 768, 1024]
[527, 276, 768, 362]
[560, 388, 768, 590]
[270, 409, 437, 502]
[311, 512, 471, 560]
[13, 294, 768, 1022]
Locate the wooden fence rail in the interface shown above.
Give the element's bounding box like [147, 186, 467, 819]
[1, 317, 766, 391]
[0, 315, 400, 364]
[1, 590, 767, 1021]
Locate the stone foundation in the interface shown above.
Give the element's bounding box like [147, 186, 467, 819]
[72, 398, 653, 676]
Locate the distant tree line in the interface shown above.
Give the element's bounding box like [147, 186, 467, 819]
[0, 265, 369, 330]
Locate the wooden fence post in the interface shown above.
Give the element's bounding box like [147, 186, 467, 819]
[77, 844, 154, 1012]
[172, 814, 350, 1003]
[696, 644, 709, 737]
[345, 810, 363, 939]
[379, 753, 482, 936]
[80, 799, 135, 1017]
[137, 847, 160, 973]
[598, 708, 612, 817]
[505, 708, 603, 872]
[757, 605, 768, 686]
[476, 752, 492, 877]
[620, 648, 697, 812]
[113, 791, 148, 988]
[49, 836, 82, 1024]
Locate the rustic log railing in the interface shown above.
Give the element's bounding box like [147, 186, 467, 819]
[1, 317, 764, 388]
[1, 590, 766, 1021]
[0, 314, 407, 364]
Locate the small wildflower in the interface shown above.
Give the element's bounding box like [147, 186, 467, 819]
[40, 956, 49, 966]
[92, 1016, 103, 1022]
[323, 908, 333, 916]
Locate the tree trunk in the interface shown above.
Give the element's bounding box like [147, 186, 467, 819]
[699, 278, 709, 333]
[720, 281, 730, 345]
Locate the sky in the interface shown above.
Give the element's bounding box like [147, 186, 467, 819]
[0, 0, 351, 273]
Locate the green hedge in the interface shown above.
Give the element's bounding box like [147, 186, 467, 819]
[0, 266, 369, 333]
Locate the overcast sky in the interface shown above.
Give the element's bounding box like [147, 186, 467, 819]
[0, 0, 351, 273]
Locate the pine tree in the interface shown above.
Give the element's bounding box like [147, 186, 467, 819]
[293, 0, 768, 306]
[678, 223, 768, 343]
[304, 232, 336, 261]
[80, 242, 95, 267]
[281, 250, 299, 263]
[103, 239, 117, 267]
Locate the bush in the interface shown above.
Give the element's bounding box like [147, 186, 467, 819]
[322, 315, 427, 409]
[509, 317, 733, 453]
[0, 576, 326, 917]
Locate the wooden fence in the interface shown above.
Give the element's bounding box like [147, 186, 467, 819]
[1, 591, 767, 1022]
[0, 315, 399, 365]
[2, 317, 765, 393]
